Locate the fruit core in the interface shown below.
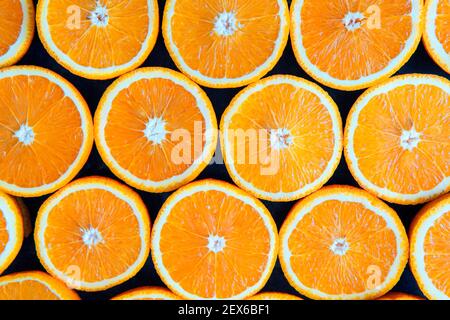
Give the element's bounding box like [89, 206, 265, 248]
[330, 238, 349, 256]
[342, 12, 365, 31]
[89, 1, 109, 27]
[15, 124, 35, 145]
[400, 128, 421, 151]
[271, 128, 293, 150]
[214, 12, 241, 36]
[82, 227, 103, 247]
[144, 117, 168, 145]
[207, 234, 226, 253]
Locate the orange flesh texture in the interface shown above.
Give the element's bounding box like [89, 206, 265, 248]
[435, 0, 450, 53]
[0, 74, 84, 189]
[168, 0, 283, 79]
[0, 0, 23, 56]
[227, 83, 336, 194]
[352, 83, 449, 194]
[45, 0, 151, 68]
[42, 188, 143, 283]
[104, 77, 206, 182]
[0, 279, 64, 300]
[288, 200, 397, 295]
[249, 292, 302, 300]
[299, 0, 414, 80]
[114, 287, 178, 300]
[159, 189, 272, 298]
[0, 212, 8, 254]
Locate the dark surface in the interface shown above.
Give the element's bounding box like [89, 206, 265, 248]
[5, 0, 449, 300]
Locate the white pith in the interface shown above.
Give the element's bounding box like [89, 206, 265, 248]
[400, 127, 421, 151]
[0, 67, 91, 196]
[151, 181, 278, 300]
[144, 117, 168, 144]
[0, 196, 21, 272]
[214, 12, 241, 36]
[270, 128, 293, 150]
[14, 124, 35, 145]
[342, 12, 364, 31]
[330, 238, 349, 256]
[89, 2, 109, 27]
[207, 234, 226, 253]
[346, 76, 450, 202]
[36, 182, 149, 290]
[425, 0, 450, 72]
[0, 276, 67, 299]
[280, 191, 407, 300]
[81, 227, 103, 247]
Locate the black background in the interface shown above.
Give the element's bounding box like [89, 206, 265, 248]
[5, 0, 449, 300]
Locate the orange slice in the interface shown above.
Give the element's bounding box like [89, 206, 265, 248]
[221, 75, 343, 202]
[0, 66, 94, 197]
[0, 191, 23, 275]
[377, 292, 424, 300]
[424, 0, 450, 74]
[163, 0, 290, 88]
[35, 176, 151, 292]
[248, 292, 302, 300]
[279, 185, 409, 300]
[0, 271, 79, 300]
[0, 0, 34, 68]
[344, 74, 450, 205]
[290, 0, 424, 91]
[151, 179, 278, 299]
[112, 287, 179, 300]
[37, 0, 159, 79]
[95, 67, 218, 193]
[410, 193, 450, 300]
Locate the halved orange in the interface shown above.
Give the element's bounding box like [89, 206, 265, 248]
[37, 0, 159, 79]
[163, 0, 290, 88]
[410, 193, 450, 300]
[424, 0, 450, 74]
[151, 179, 278, 299]
[0, 0, 34, 68]
[35, 176, 151, 292]
[279, 185, 409, 300]
[95, 67, 218, 193]
[0, 191, 23, 275]
[0, 271, 79, 300]
[377, 292, 424, 300]
[221, 75, 343, 202]
[0, 66, 94, 197]
[112, 287, 179, 300]
[248, 292, 302, 300]
[345, 74, 449, 205]
[290, 0, 424, 91]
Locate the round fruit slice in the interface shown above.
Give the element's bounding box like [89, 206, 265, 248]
[0, 271, 79, 300]
[151, 179, 278, 299]
[0, 191, 23, 275]
[35, 177, 151, 292]
[221, 75, 343, 202]
[0, 0, 34, 68]
[0, 66, 94, 197]
[163, 0, 290, 88]
[95, 67, 218, 193]
[377, 292, 424, 300]
[424, 0, 450, 74]
[345, 74, 450, 205]
[410, 193, 450, 300]
[248, 292, 302, 300]
[112, 287, 179, 300]
[37, 0, 159, 79]
[290, 0, 423, 91]
[279, 185, 409, 300]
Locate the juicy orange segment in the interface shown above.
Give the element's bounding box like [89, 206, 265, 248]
[0, 271, 79, 300]
[290, 0, 424, 90]
[112, 287, 179, 300]
[37, 0, 159, 79]
[279, 186, 408, 300]
[0, 66, 93, 197]
[248, 292, 302, 300]
[0, 0, 34, 68]
[0, 191, 23, 275]
[35, 177, 151, 292]
[221, 75, 343, 202]
[163, 0, 290, 88]
[95, 67, 218, 193]
[377, 292, 424, 300]
[410, 193, 450, 300]
[424, 0, 450, 74]
[345, 74, 450, 205]
[151, 179, 278, 299]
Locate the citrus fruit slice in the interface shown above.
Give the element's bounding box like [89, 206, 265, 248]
[112, 287, 179, 300]
[290, 0, 424, 91]
[35, 177, 151, 292]
[248, 292, 302, 300]
[410, 193, 450, 300]
[37, 0, 159, 79]
[0, 271, 79, 300]
[0, 66, 94, 197]
[377, 292, 424, 300]
[345, 74, 450, 205]
[221, 75, 343, 202]
[424, 0, 450, 74]
[163, 0, 290, 88]
[279, 185, 409, 300]
[0, 191, 23, 275]
[151, 179, 278, 299]
[95, 67, 218, 193]
[0, 0, 34, 68]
